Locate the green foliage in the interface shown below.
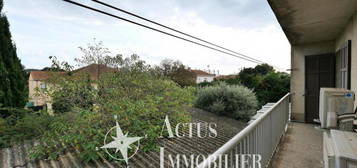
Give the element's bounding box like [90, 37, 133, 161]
[27, 71, 194, 162]
[0, 1, 27, 107]
[0, 107, 32, 125]
[41, 66, 65, 72]
[0, 112, 53, 148]
[195, 82, 258, 121]
[157, 59, 196, 87]
[169, 66, 196, 87]
[198, 76, 240, 87]
[254, 64, 275, 75]
[255, 72, 290, 105]
[0, 107, 31, 118]
[238, 68, 259, 89]
[214, 75, 240, 86]
[238, 64, 290, 106]
[197, 81, 213, 87]
[1, 40, 194, 164]
[49, 74, 96, 113]
[52, 97, 72, 113]
[23, 41, 194, 163]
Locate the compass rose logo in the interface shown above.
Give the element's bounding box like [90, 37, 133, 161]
[100, 116, 143, 164]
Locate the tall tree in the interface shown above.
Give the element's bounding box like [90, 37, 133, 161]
[238, 64, 289, 106]
[158, 59, 196, 87]
[0, 0, 27, 107]
[254, 64, 275, 75]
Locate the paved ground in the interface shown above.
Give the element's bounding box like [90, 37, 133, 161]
[270, 122, 323, 168]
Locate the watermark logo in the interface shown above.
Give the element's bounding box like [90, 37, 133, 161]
[100, 115, 143, 164]
[100, 115, 262, 168]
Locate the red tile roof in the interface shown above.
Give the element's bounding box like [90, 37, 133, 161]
[30, 71, 64, 81]
[73, 64, 117, 80]
[29, 64, 117, 81]
[191, 70, 215, 76]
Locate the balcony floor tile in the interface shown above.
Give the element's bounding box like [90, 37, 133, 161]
[270, 122, 323, 168]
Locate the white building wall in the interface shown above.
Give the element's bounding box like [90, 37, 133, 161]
[291, 11, 357, 122]
[196, 75, 214, 83]
[290, 41, 336, 122]
[335, 12, 357, 109]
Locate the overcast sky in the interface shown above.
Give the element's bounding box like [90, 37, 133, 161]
[3, 0, 290, 74]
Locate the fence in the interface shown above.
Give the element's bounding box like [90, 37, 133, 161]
[197, 93, 290, 168]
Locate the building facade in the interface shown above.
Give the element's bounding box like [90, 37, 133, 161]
[28, 64, 116, 108]
[269, 0, 357, 122]
[191, 70, 215, 83]
[28, 71, 54, 106]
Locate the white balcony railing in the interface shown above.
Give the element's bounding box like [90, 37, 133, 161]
[197, 93, 291, 168]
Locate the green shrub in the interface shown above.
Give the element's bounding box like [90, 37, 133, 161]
[0, 107, 33, 125]
[48, 73, 96, 114]
[28, 71, 194, 162]
[0, 107, 31, 118]
[1, 42, 194, 164]
[254, 72, 290, 106]
[52, 97, 72, 113]
[0, 113, 53, 148]
[215, 77, 240, 86]
[0, 107, 40, 148]
[195, 82, 258, 121]
[238, 64, 290, 106]
[197, 81, 213, 87]
[0, 71, 194, 162]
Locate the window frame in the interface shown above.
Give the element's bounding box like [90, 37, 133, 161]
[336, 40, 351, 89]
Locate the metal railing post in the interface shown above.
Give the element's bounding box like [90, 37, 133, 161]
[197, 93, 290, 168]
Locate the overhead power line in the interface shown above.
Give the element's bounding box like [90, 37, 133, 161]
[91, 0, 264, 64]
[63, 0, 262, 64]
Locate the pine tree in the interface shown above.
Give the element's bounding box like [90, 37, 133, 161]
[0, 0, 27, 107]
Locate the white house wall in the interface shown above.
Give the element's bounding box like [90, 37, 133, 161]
[335, 12, 357, 109]
[196, 76, 214, 83]
[290, 41, 336, 122]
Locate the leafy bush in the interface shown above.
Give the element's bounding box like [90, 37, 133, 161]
[238, 64, 290, 106]
[51, 74, 96, 113]
[254, 72, 290, 106]
[0, 107, 31, 118]
[156, 59, 196, 87]
[28, 70, 194, 162]
[52, 97, 72, 113]
[1, 41, 194, 164]
[215, 76, 240, 86]
[197, 81, 213, 87]
[0, 113, 53, 148]
[195, 82, 258, 121]
[0, 107, 33, 125]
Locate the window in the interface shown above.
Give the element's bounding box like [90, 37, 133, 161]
[336, 40, 351, 89]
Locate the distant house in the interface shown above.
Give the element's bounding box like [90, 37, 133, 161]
[28, 64, 116, 108]
[191, 70, 215, 83]
[72, 64, 117, 81]
[28, 71, 61, 107]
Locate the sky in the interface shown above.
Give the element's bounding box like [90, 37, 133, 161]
[3, 0, 290, 75]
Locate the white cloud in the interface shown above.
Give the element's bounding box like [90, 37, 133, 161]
[3, 0, 290, 74]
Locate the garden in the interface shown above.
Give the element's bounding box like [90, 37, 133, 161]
[0, 39, 289, 164]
